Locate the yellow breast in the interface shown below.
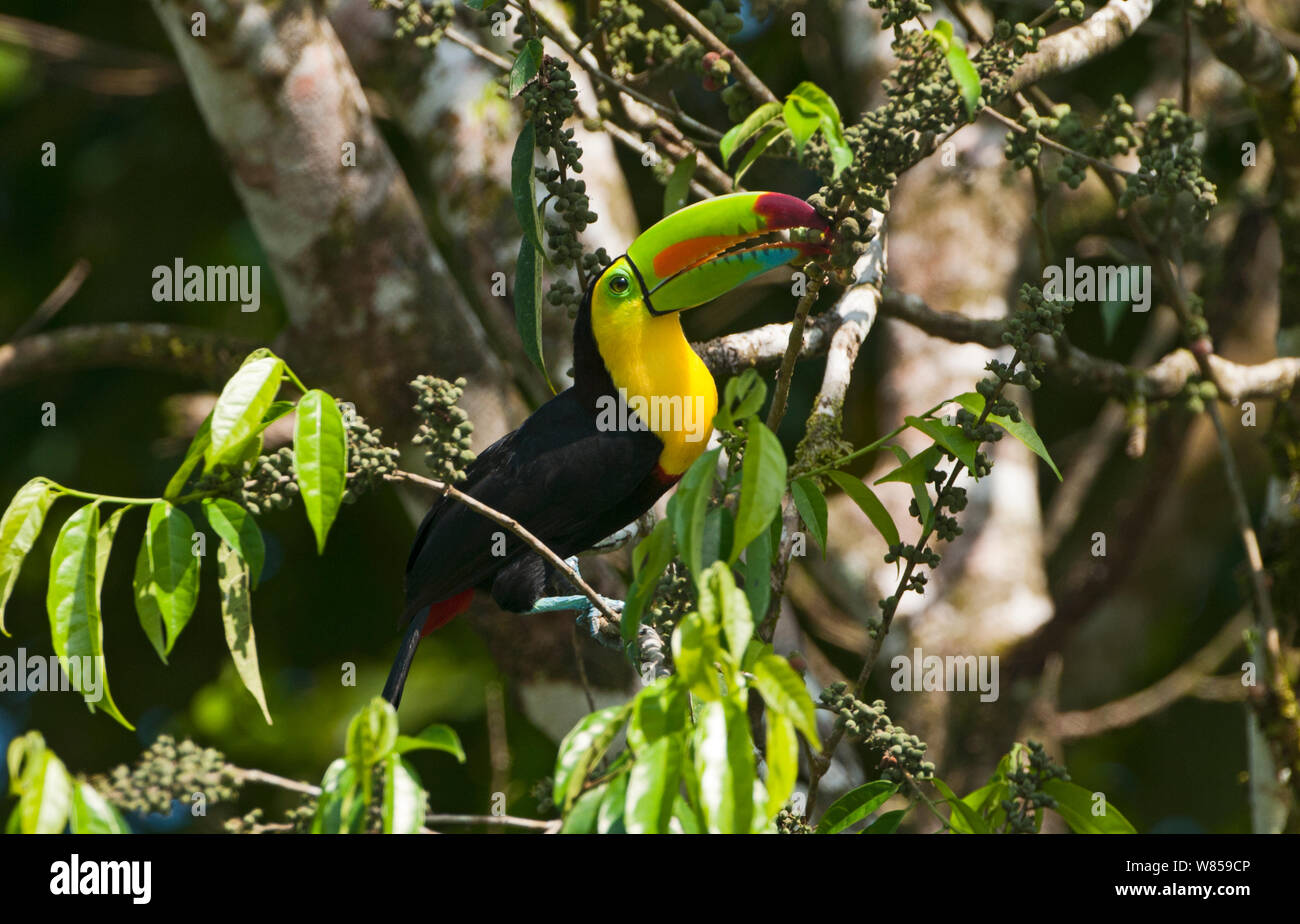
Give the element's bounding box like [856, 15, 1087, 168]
[590, 310, 718, 476]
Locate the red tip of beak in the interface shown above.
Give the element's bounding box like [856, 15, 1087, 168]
[754, 192, 832, 232]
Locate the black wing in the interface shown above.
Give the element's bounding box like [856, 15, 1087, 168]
[403, 388, 663, 616]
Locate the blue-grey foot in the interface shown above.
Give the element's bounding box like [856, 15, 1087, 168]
[522, 556, 625, 649]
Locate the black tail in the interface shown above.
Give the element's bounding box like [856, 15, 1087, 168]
[382, 612, 425, 708]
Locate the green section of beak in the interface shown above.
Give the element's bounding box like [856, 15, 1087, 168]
[625, 192, 831, 314]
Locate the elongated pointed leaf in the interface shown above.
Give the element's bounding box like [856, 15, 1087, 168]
[514, 237, 553, 392]
[394, 723, 466, 762]
[742, 516, 774, 626]
[904, 415, 979, 471]
[625, 734, 682, 834]
[864, 808, 907, 833]
[954, 392, 1061, 480]
[720, 101, 783, 166]
[295, 389, 347, 554]
[1043, 779, 1136, 833]
[217, 542, 272, 724]
[734, 123, 787, 186]
[597, 769, 629, 833]
[203, 497, 265, 587]
[206, 355, 283, 469]
[826, 470, 899, 547]
[0, 477, 59, 636]
[553, 703, 631, 810]
[731, 421, 785, 563]
[932, 778, 990, 833]
[382, 755, 427, 833]
[693, 698, 755, 834]
[944, 38, 982, 120]
[47, 503, 132, 729]
[17, 749, 72, 834]
[509, 39, 542, 97]
[94, 507, 126, 600]
[70, 780, 130, 834]
[790, 476, 828, 553]
[511, 121, 545, 255]
[623, 518, 675, 645]
[782, 96, 821, 155]
[763, 711, 798, 822]
[875, 445, 942, 522]
[133, 501, 199, 662]
[164, 411, 212, 499]
[627, 679, 689, 751]
[751, 651, 820, 748]
[668, 447, 720, 579]
[816, 780, 898, 833]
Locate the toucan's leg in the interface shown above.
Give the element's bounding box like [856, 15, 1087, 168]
[524, 557, 625, 649]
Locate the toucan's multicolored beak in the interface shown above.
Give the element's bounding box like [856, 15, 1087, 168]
[625, 192, 832, 315]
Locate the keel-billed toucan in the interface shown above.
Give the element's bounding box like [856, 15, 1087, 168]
[382, 192, 830, 706]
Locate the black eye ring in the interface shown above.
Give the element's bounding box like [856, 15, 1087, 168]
[609, 274, 630, 295]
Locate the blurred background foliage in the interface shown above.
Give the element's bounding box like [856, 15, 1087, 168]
[0, 0, 1284, 832]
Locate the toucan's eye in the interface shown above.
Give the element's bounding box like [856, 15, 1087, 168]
[608, 273, 630, 296]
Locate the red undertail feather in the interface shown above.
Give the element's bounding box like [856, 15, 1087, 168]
[422, 588, 475, 636]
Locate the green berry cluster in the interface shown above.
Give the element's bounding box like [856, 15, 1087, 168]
[88, 735, 239, 817]
[1000, 740, 1068, 834]
[583, 0, 700, 80]
[819, 683, 936, 782]
[410, 375, 476, 483]
[869, 0, 933, 30]
[1119, 99, 1217, 223]
[697, 0, 745, 43]
[341, 405, 400, 502]
[776, 807, 813, 833]
[240, 446, 298, 515]
[380, 0, 454, 48]
[646, 559, 696, 645]
[1003, 97, 1138, 189]
[1053, 0, 1087, 21]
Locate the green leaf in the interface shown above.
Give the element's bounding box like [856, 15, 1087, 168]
[954, 392, 1062, 480]
[668, 447, 720, 578]
[628, 679, 689, 752]
[133, 501, 200, 662]
[597, 769, 629, 833]
[826, 470, 899, 547]
[47, 503, 132, 729]
[94, 506, 126, 600]
[164, 412, 212, 499]
[733, 123, 787, 186]
[509, 39, 542, 97]
[788, 81, 843, 133]
[905, 415, 979, 471]
[816, 779, 898, 833]
[511, 121, 545, 256]
[763, 711, 798, 821]
[202, 498, 265, 588]
[705, 561, 752, 658]
[17, 749, 72, 834]
[553, 703, 631, 811]
[670, 611, 723, 700]
[0, 477, 59, 636]
[623, 518, 675, 645]
[312, 758, 365, 834]
[693, 698, 755, 834]
[741, 516, 774, 626]
[70, 780, 130, 834]
[944, 37, 982, 121]
[790, 476, 828, 553]
[206, 355, 284, 469]
[720, 101, 783, 166]
[394, 723, 466, 763]
[782, 95, 822, 156]
[932, 778, 990, 833]
[514, 236, 554, 392]
[663, 156, 697, 216]
[1043, 779, 1136, 833]
[751, 651, 820, 748]
[382, 755, 427, 833]
[864, 808, 907, 833]
[561, 782, 607, 833]
[295, 389, 347, 554]
[721, 369, 767, 425]
[347, 696, 399, 767]
[875, 445, 942, 523]
[624, 734, 683, 834]
[730, 421, 786, 563]
[216, 541, 272, 724]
